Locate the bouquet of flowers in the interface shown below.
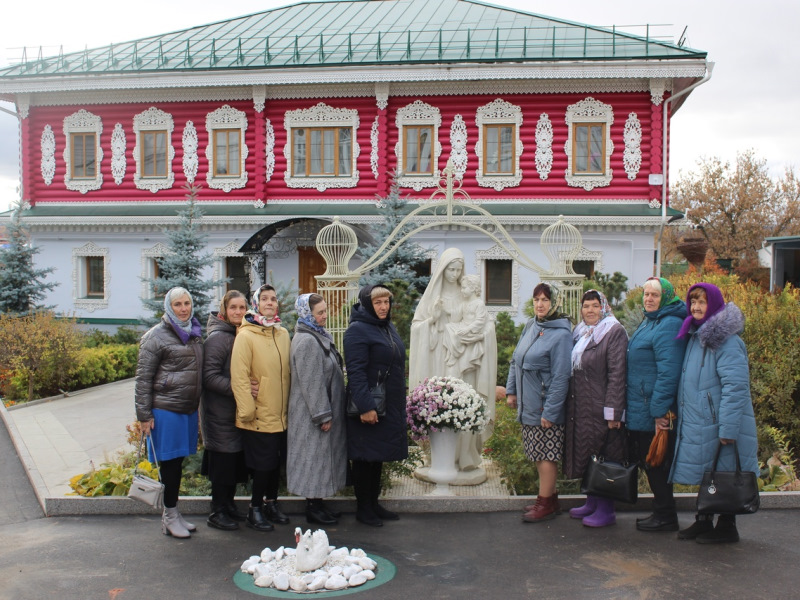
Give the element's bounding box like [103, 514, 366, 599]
[406, 376, 487, 441]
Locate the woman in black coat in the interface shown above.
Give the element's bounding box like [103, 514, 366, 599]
[344, 284, 407, 527]
[201, 290, 249, 530]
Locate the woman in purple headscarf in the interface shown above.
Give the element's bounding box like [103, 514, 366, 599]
[670, 283, 759, 544]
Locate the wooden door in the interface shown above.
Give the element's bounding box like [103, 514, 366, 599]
[298, 247, 327, 294]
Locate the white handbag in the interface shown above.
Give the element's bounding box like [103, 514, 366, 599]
[128, 434, 165, 509]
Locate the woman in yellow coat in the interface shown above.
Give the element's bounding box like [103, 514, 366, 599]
[231, 284, 291, 532]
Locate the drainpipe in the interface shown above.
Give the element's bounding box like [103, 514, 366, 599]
[655, 61, 715, 278]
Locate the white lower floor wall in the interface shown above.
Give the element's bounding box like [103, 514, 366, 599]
[31, 220, 658, 326]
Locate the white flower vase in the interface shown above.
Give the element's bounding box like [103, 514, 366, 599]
[427, 427, 459, 496]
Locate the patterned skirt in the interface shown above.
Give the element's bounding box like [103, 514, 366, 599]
[522, 424, 565, 462]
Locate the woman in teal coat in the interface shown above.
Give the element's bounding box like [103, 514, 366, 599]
[671, 283, 758, 544]
[626, 277, 687, 532]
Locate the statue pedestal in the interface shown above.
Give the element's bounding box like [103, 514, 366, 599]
[414, 466, 488, 486]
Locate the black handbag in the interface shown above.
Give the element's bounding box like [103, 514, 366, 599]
[696, 441, 760, 515]
[347, 375, 387, 417]
[580, 429, 638, 504]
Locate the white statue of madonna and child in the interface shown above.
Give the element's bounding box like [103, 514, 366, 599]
[409, 248, 497, 486]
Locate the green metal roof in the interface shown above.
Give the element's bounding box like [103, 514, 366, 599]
[0, 0, 705, 78]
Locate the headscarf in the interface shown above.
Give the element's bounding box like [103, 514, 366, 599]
[412, 248, 464, 324]
[571, 289, 623, 371]
[295, 293, 333, 340]
[245, 286, 282, 328]
[645, 277, 681, 309]
[676, 282, 726, 339]
[357, 284, 392, 323]
[534, 282, 571, 322]
[163, 287, 201, 342]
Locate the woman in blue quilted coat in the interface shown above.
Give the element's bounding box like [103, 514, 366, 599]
[671, 282, 759, 544]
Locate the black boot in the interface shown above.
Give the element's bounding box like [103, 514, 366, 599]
[306, 499, 338, 525]
[352, 461, 382, 527]
[262, 500, 290, 525]
[207, 504, 239, 531]
[246, 505, 274, 532]
[371, 462, 399, 520]
[224, 499, 247, 522]
[696, 514, 739, 544]
[320, 501, 342, 519]
[677, 514, 713, 540]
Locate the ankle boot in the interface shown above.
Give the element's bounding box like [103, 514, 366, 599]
[522, 495, 559, 523]
[356, 502, 383, 527]
[224, 499, 247, 522]
[176, 510, 196, 532]
[582, 497, 616, 528]
[677, 514, 714, 540]
[162, 507, 191, 538]
[207, 503, 239, 531]
[306, 499, 338, 525]
[373, 502, 399, 521]
[320, 501, 342, 519]
[696, 514, 739, 544]
[246, 505, 275, 532]
[569, 495, 599, 519]
[263, 500, 290, 525]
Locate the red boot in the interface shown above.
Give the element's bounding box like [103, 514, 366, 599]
[522, 495, 560, 523]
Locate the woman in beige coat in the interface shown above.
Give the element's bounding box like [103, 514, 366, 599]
[231, 284, 291, 532]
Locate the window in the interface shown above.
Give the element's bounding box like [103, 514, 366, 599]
[291, 127, 352, 177]
[474, 99, 522, 190]
[141, 242, 170, 300]
[572, 260, 596, 280]
[485, 259, 513, 305]
[564, 97, 614, 190]
[133, 107, 175, 192]
[73, 242, 109, 311]
[395, 100, 441, 190]
[284, 102, 360, 191]
[63, 109, 103, 193]
[226, 256, 250, 294]
[205, 105, 249, 192]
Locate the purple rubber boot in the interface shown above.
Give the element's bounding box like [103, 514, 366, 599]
[569, 495, 598, 519]
[582, 496, 616, 528]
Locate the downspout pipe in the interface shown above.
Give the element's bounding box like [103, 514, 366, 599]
[656, 61, 715, 278]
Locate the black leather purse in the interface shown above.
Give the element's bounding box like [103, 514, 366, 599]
[696, 441, 760, 515]
[580, 429, 638, 504]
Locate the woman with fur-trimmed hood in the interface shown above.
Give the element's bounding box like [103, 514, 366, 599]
[670, 283, 759, 545]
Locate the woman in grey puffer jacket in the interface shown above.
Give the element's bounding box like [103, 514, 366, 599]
[135, 287, 203, 539]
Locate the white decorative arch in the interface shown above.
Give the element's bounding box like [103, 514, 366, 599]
[394, 100, 442, 191]
[474, 99, 523, 191]
[564, 97, 614, 191]
[73, 241, 109, 311]
[205, 105, 249, 192]
[475, 244, 520, 317]
[535, 113, 553, 181]
[40, 125, 56, 186]
[63, 109, 103, 194]
[283, 102, 360, 191]
[623, 112, 643, 181]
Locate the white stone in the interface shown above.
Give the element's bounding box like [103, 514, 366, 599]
[302, 573, 315, 584]
[358, 557, 377, 571]
[363, 569, 376, 581]
[349, 573, 368, 587]
[274, 573, 290, 591]
[253, 564, 271, 579]
[274, 546, 285, 561]
[241, 556, 260, 573]
[289, 576, 307, 592]
[328, 566, 343, 576]
[260, 548, 273, 563]
[325, 574, 348, 590]
[350, 548, 367, 557]
[308, 576, 327, 591]
[329, 545, 338, 553]
[254, 575, 274, 588]
[330, 547, 349, 557]
[284, 548, 296, 556]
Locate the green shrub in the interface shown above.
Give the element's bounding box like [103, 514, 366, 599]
[485, 400, 537, 495]
[64, 344, 139, 390]
[495, 312, 523, 386]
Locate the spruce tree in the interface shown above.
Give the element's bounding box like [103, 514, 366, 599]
[0, 200, 58, 314]
[358, 174, 431, 294]
[141, 183, 227, 327]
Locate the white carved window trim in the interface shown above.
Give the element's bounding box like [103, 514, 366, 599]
[265, 119, 275, 182]
[205, 105, 249, 193]
[283, 102, 360, 191]
[63, 109, 103, 194]
[370, 116, 380, 180]
[141, 242, 171, 300]
[213, 241, 245, 304]
[564, 97, 614, 191]
[623, 112, 642, 180]
[535, 113, 553, 180]
[474, 99, 523, 191]
[394, 100, 442, 191]
[133, 108, 175, 193]
[182, 121, 198, 184]
[41, 125, 56, 186]
[450, 114, 468, 181]
[73, 242, 109, 312]
[573, 247, 604, 273]
[476, 244, 519, 317]
[110, 123, 127, 185]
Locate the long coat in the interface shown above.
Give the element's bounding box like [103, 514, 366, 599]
[564, 322, 628, 479]
[200, 313, 241, 454]
[343, 302, 408, 463]
[506, 317, 573, 426]
[625, 301, 687, 432]
[670, 303, 759, 484]
[287, 322, 348, 498]
[230, 319, 291, 433]
[135, 316, 203, 421]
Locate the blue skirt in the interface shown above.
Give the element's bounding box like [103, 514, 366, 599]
[149, 409, 199, 462]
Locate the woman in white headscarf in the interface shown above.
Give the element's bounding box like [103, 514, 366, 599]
[135, 287, 203, 539]
[409, 248, 496, 476]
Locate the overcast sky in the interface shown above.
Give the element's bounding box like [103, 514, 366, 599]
[1, 0, 797, 211]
